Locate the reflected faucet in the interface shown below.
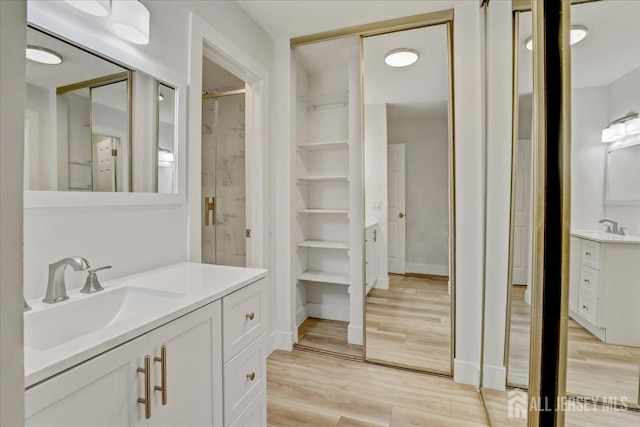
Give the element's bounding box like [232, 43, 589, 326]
[598, 219, 619, 234]
[43, 257, 91, 304]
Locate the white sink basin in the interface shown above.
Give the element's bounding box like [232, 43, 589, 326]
[24, 286, 184, 351]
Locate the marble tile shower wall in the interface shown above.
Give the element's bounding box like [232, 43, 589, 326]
[201, 95, 246, 267]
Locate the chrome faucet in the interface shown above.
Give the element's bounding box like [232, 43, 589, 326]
[43, 257, 91, 304]
[598, 219, 619, 234]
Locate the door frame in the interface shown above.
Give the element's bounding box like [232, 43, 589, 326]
[188, 13, 268, 271]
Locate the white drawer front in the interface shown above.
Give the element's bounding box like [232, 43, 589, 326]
[578, 291, 599, 326]
[223, 335, 266, 426]
[230, 389, 266, 427]
[580, 240, 601, 270]
[223, 278, 267, 362]
[578, 265, 600, 298]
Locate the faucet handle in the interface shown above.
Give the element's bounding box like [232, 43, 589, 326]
[619, 227, 627, 236]
[602, 224, 612, 233]
[81, 266, 111, 294]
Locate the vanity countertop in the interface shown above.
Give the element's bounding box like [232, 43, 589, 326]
[23, 262, 267, 388]
[571, 230, 640, 244]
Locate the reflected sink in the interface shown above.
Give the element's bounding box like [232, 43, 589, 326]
[24, 286, 184, 351]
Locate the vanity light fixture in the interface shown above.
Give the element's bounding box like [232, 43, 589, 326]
[64, 0, 110, 17]
[26, 46, 63, 65]
[384, 48, 419, 67]
[111, 0, 150, 45]
[525, 25, 589, 51]
[601, 112, 639, 143]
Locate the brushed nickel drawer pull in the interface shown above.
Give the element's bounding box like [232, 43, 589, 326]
[246, 312, 255, 320]
[584, 279, 590, 283]
[246, 372, 256, 381]
[585, 251, 591, 256]
[582, 305, 588, 310]
[137, 356, 151, 419]
[154, 345, 167, 405]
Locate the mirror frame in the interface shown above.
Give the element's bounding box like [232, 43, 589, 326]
[25, 4, 187, 208]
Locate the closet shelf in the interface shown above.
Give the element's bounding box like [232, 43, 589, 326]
[297, 209, 349, 214]
[68, 160, 91, 166]
[297, 175, 349, 183]
[297, 91, 349, 110]
[298, 270, 349, 285]
[297, 140, 349, 152]
[297, 240, 349, 250]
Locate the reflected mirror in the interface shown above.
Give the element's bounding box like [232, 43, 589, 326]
[363, 23, 454, 374]
[25, 27, 177, 193]
[503, 0, 640, 416]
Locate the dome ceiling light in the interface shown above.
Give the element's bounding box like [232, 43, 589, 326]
[384, 48, 419, 68]
[26, 46, 63, 65]
[525, 25, 589, 51]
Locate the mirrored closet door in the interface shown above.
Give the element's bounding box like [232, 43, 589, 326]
[363, 21, 455, 374]
[505, 0, 640, 411]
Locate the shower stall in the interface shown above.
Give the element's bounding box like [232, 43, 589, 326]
[201, 88, 247, 267]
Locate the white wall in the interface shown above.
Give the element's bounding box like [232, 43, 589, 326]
[604, 67, 640, 235]
[388, 113, 450, 275]
[0, 0, 26, 425]
[25, 83, 55, 191]
[364, 104, 389, 286]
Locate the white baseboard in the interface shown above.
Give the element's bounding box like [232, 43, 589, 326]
[296, 304, 308, 327]
[406, 263, 448, 276]
[348, 324, 363, 345]
[375, 276, 390, 290]
[308, 302, 349, 322]
[569, 309, 606, 341]
[268, 330, 293, 355]
[482, 364, 506, 391]
[524, 289, 531, 305]
[454, 359, 480, 388]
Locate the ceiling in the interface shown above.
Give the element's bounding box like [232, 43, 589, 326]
[203, 56, 244, 92]
[518, 0, 640, 95]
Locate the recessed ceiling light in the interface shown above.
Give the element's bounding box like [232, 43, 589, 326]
[111, 0, 151, 45]
[384, 48, 419, 67]
[26, 46, 63, 65]
[525, 25, 589, 51]
[64, 0, 110, 17]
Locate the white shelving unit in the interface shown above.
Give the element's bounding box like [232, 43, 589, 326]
[293, 39, 363, 345]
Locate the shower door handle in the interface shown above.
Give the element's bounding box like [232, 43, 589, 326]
[204, 197, 215, 226]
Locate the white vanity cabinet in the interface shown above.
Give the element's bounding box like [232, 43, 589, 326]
[569, 233, 640, 346]
[25, 274, 268, 427]
[25, 300, 222, 427]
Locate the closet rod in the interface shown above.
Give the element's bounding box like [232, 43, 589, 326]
[202, 88, 246, 99]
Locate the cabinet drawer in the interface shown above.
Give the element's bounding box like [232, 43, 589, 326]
[230, 389, 266, 427]
[578, 265, 600, 298]
[578, 291, 599, 326]
[223, 278, 267, 362]
[580, 240, 601, 270]
[223, 335, 266, 426]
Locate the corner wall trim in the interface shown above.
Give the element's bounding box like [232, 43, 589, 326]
[268, 330, 294, 355]
[454, 359, 480, 388]
[482, 364, 507, 391]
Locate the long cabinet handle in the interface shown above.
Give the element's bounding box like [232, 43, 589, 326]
[154, 345, 168, 405]
[137, 356, 151, 419]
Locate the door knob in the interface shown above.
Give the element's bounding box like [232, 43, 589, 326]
[399, 212, 405, 218]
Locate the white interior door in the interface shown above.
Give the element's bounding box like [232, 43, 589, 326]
[512, 139, 531, 285]
[93, 135, 116, 192]
[388, 144, 406, 274]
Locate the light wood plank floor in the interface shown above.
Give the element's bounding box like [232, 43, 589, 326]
[366, 275, 451, 375]
[483, 388, 640, 427]
[297, 318, 363, 358]
[508, 286, 640, 403]
[267, 349, 488, 426]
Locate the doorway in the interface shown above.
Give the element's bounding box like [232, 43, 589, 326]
[201, 57, 247, 267]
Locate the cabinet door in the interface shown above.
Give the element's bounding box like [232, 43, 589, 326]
[365, 228, 373, 286]
[26, 335, 149, 427]
[148, 300, 223, 427]
[569, 236, 581, 313]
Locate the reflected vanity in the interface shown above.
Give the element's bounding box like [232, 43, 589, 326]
[25, 27, 177, 194]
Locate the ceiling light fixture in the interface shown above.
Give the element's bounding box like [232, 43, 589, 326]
[525, 25, 589, 51]
[384, 48, 419, 68]
[111, 0, 150, 45]
[26, 46, 63, 65]
[64, 0, 110, 17]
[601, 112, 639, 143]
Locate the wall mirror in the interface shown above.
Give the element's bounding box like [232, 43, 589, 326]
[497, 1, 640, 423]
[25, 26, 177, 194]
[363, 22, 455, 374]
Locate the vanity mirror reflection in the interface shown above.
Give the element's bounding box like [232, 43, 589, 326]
[502, 0, 640, 418]
[25, 27, 177, 194]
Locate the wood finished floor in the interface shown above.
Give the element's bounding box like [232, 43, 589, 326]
[482, 388, 640, 427]
[508, 286, 640, 403]
[366, 275, 451, 374]
[267, 349, 488, 427]
[297, 318, 363, 358]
